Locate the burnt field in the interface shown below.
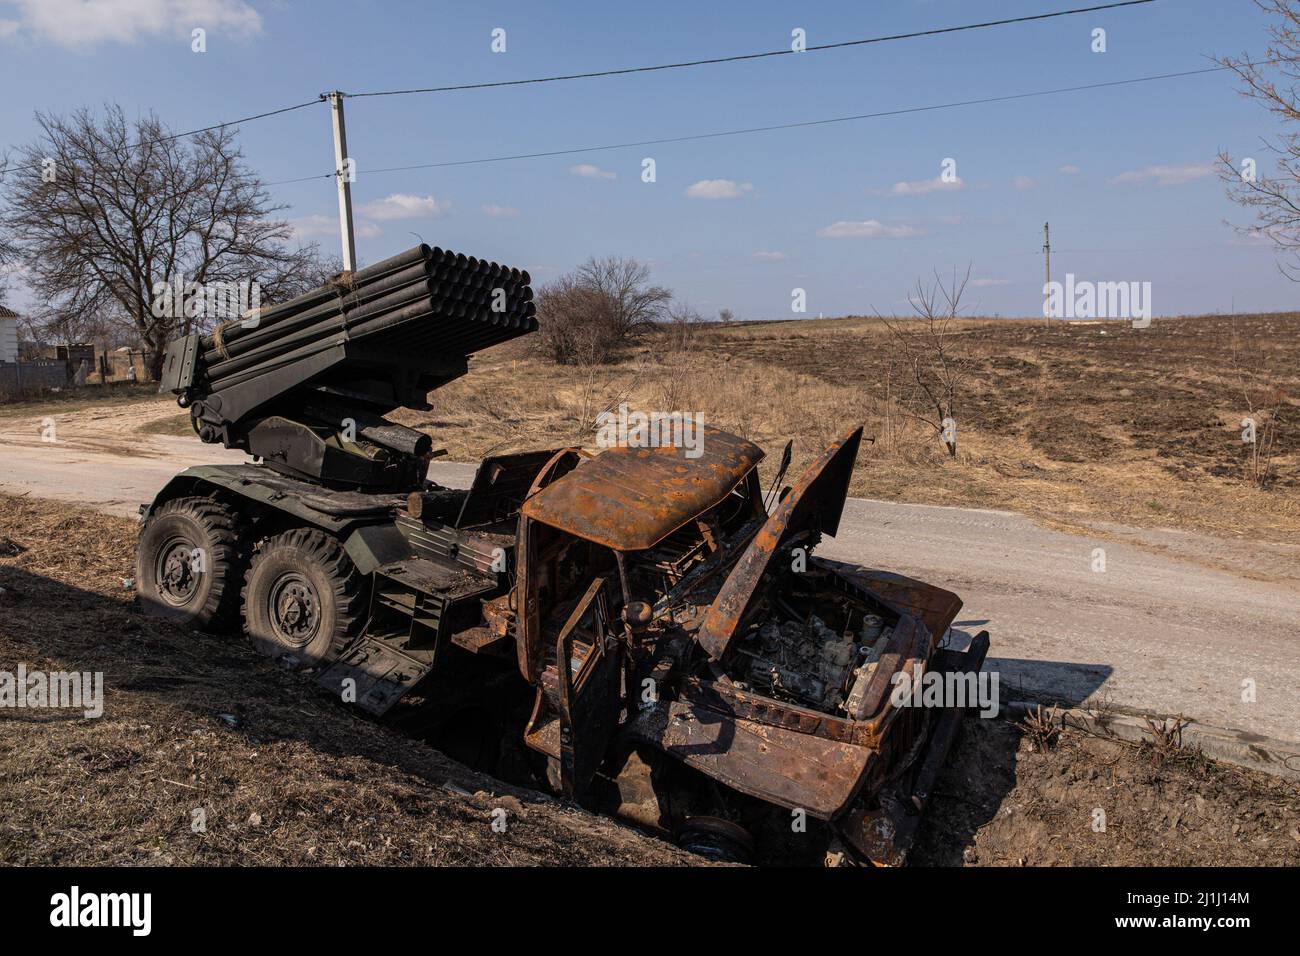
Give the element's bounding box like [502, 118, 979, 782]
[389, 311, 1299, 546]
[2, 494, 1296, 867]
[11, 312, 1296, 547]
[705, 311, 1299, 489]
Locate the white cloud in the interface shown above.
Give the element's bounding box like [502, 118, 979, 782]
[1013, 175, 1035, 191]
[752, 250, 787, 261]
[970, 278, 1011, 287]
[359, 193, 450, 221]
[817, 219, 924, 239]
[1059, 164, 1081, 175]
[482, 204, 519, 218]
[288, 215, 337, 240]
[1108, 163, 1214, 187]
[570, 163, 616, 180]
[889, 176, 963, 196]
[289, 214, 379, 241]
[685, 179, 754, 200]
[0, 0, 261, 47]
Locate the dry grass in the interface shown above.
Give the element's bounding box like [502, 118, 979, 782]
[0, 493, 697, 866]
[0, 381, 158, 416]
[8, 314, 1294, 546]
[393, 312, 1300, 546]
[3, 494, 1297, 867]
[1018, 704, 1062, 753]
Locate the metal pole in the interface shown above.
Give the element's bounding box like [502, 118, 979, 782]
[328, 91, 357, 273]
[1042, 221, 1051, 327]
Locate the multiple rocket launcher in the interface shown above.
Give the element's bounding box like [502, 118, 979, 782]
[161, 243, 537, 448]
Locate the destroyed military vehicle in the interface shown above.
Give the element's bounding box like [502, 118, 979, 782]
[138, 243, 989, 866]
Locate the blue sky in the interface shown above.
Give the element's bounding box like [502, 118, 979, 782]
[0, 0, 1293, 317]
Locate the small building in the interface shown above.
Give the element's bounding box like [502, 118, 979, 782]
[0, 306, 18, 364]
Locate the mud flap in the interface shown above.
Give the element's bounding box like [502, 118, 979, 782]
[317, 637, 436, 716]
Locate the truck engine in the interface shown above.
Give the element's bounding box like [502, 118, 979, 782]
[732, 613, 892, 716]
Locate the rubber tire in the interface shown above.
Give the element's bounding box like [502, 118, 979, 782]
[137, 496, 249, 630]
[242, 527, 366, 666]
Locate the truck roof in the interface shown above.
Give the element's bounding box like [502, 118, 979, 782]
[520, 427, 764, 551]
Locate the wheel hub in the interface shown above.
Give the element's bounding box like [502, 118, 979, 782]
[155, 538, 199, 606]
[269, 573, 320, 647]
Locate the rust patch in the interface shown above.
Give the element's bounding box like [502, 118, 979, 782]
[519, 427, 763, 552]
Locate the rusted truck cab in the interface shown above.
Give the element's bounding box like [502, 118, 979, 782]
[509, 425, 989, 865]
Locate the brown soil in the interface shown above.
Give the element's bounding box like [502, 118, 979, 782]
[2, 494, 1296, 866]
[415, 312, 1300, 544]
[916, 718, 1300, 866]
[0, 494, 694, 866]
[4, 313, 1297, 544]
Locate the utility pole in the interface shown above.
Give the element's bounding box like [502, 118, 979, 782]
[1042, 221, 1051, 327]
[327, 91, 357, 273]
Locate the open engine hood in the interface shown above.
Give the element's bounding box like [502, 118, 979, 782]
[695, 425, 864, 661]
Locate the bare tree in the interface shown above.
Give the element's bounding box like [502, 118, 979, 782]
[534, 273, 604, 364]
[1228, 317, 1287, 488]
[876, 267, 972, 458]
[718, 307, 735, 324]
[535, 255, 671, 364]
[575, 256, 672, 340]
[655, 301, 704, 410]
[2, 105, 324, 378]
[664, 300, 703, 353]
[258, 251, 344, 303]
[1217, 1, 1300, 278]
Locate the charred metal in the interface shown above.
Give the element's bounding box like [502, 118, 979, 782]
[137, 243, 990, 866]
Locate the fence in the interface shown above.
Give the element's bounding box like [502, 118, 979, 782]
[0, 359, 70, 399]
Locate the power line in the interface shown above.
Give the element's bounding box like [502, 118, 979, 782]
[269, 171, 336, 186]
[2, 1, 1165, 185]
[140, 98, 325, 147]
[5, 97, 325, 177]
[346, 0, 1157, 98]
[266, 64, 1226, 184]
[5, 0, 1154, 181]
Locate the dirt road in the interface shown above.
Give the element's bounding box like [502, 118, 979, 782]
[818, 500, 1300, 743]
[3, 397, 1297, 743]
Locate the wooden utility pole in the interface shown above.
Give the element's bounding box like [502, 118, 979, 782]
[327, 91, 358, 274]
[1042, 221, 1051, 327]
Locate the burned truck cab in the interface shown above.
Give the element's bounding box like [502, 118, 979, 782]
[510, 425, 989, 865]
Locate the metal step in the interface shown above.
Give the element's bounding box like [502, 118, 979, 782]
[524, 711, 561, 759]
[449, 626, 512, 656]
[316, 635, 436, 716]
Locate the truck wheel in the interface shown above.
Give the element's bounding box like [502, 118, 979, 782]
[676, 816, 755, 865]
[242, 528, 366, 666]
[137, 496, 249, 630]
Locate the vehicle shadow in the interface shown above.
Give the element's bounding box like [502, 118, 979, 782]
[912, 629, 1114, 866]
[0, 565, 555, 807]
[944, 624, 1113, 709]
[0, 566, 1118, 867]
